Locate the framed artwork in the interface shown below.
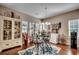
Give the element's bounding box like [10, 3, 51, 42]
[52, 22, 61, 33]
[3, 20, 12, 40]
[14, 21, 21, 39]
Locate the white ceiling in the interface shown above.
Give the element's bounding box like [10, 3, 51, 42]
[0, 3, 79, 19]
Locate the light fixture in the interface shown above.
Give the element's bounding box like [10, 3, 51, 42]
[45, 7, 47, 19]
[40, 5, 48, 22]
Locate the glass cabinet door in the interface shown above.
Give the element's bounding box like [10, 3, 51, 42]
[3, 20, 12, 40]
[14, 21, 21, 39]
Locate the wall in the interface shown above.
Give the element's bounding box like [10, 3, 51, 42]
[0, 5, 40, 23]
[43, 9, 79, 46]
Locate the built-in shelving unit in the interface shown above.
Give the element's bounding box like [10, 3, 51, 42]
[0, 16, 22, 52]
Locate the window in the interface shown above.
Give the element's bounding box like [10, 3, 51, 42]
[69, 19, 79, 37]
[22, 21, 28, 33]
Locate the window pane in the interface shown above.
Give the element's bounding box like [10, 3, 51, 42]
[70, 24, 73, 28]
[73, 25, 78, 28]
[22, 21, 28, 33]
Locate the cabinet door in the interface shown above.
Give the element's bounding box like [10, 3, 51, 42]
[14, 21, 21, 39]
[3, 20, 12, 40]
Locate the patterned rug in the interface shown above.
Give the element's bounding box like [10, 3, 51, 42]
[18, 45, 61, 55]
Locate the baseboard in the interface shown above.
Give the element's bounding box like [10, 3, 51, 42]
[1, 45, 21, 52]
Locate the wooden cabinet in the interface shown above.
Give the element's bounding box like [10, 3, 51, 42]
[71, 31, 77, 49]
[50, 33, 58, 44]
[0, 16, 22, 52]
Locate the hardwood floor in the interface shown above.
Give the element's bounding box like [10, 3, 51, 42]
[0, 46, 22, 55]
[0, 44, 78, 55]
[56, 44, 77, 55]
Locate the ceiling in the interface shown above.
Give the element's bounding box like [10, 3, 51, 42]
[0, 3, 79, 19]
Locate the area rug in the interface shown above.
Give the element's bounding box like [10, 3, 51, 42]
[18, 45, 61, 55]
